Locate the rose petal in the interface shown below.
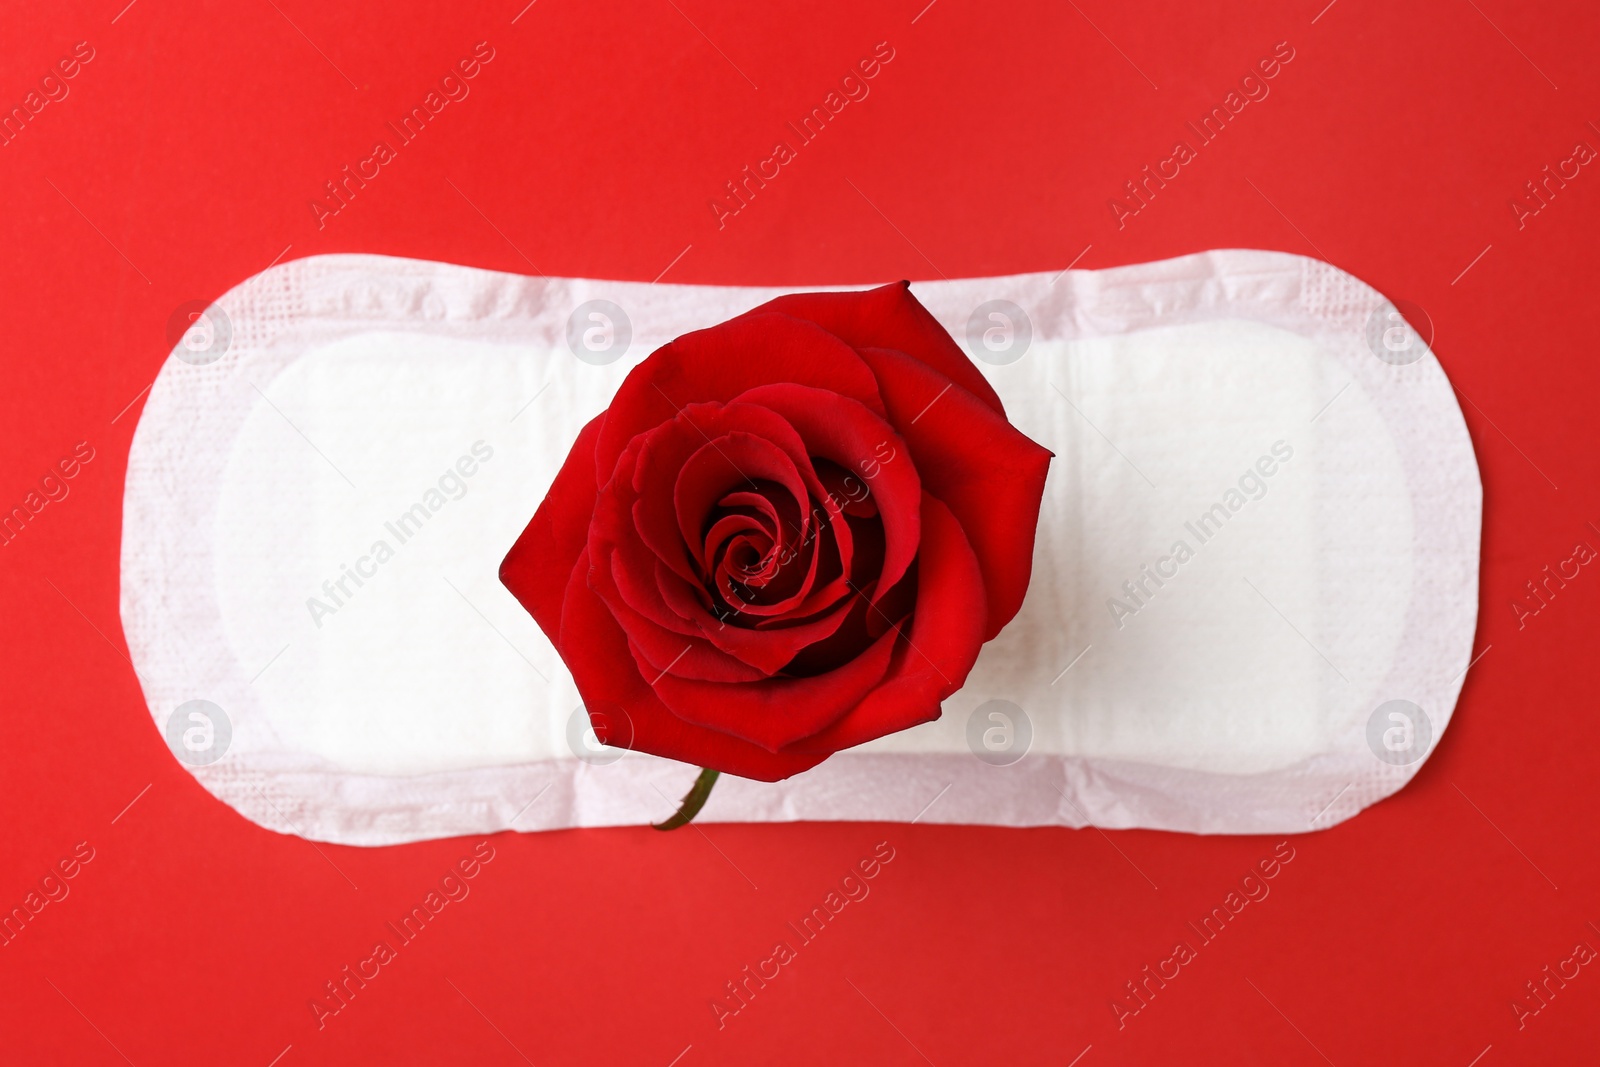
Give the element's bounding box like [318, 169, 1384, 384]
[738, 281, 1006, 417]
[671, 432, 809, 581]
[782, 493, 987, 754]
[604, 549, 767, 683]
[651, 620, 901, 751]
[595, 313, 886, 482]
[591, 444, 770, 683]
[628, 401, 818, 585]
[854, 345, 1052, 638]
[499, 413, 606, 640]
[654, 555, 854, 675]
[558, 549, 828, 782]
[733, 382, 920, 609]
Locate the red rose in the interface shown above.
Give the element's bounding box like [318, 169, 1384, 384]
[500, 282, 1051, 782]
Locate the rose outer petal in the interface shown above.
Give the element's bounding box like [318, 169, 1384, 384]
[558, 548, 829, 782]
[782, 493, 986, 755]
[594, 313, 886, 484]
[499, 413, 607, 642]
[854, 344, 1052, 640]
[738, 280, 1006, 418]
[651, 620, 900, 752]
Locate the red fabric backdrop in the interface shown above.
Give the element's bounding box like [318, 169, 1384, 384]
[1, 0, 1595, 1063]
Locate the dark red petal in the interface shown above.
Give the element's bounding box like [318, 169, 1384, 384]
[655, 557, 852, 674]
[703, 495, 781, 579]
[590, 443, 771, 682]
[595, 313, 885, 481]
[593, 417, 829, 681]
[499, 413, 606, 640]
[783, 493, 987, 755]
[651, 622, 900, 752]
[855, 345, 1052, 639]
[608, 487, 852, 678]
[709, 522, 822, 619]
[629, 400, 820, 583]
[738, 281, 1005, 417]
[557, 549, 828, 782]
[733, 382, 921, 607]
[603, 549, 768, 683]
[597, 407, 861, 673]
[671, 432, 808, 569]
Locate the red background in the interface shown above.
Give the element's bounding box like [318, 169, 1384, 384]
[2, 0, 1596, 1063]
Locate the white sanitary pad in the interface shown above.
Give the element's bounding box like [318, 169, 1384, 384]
[120, 250, 1481, 845]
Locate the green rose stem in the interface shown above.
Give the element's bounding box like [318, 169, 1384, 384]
[652, 767, 720, 831]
